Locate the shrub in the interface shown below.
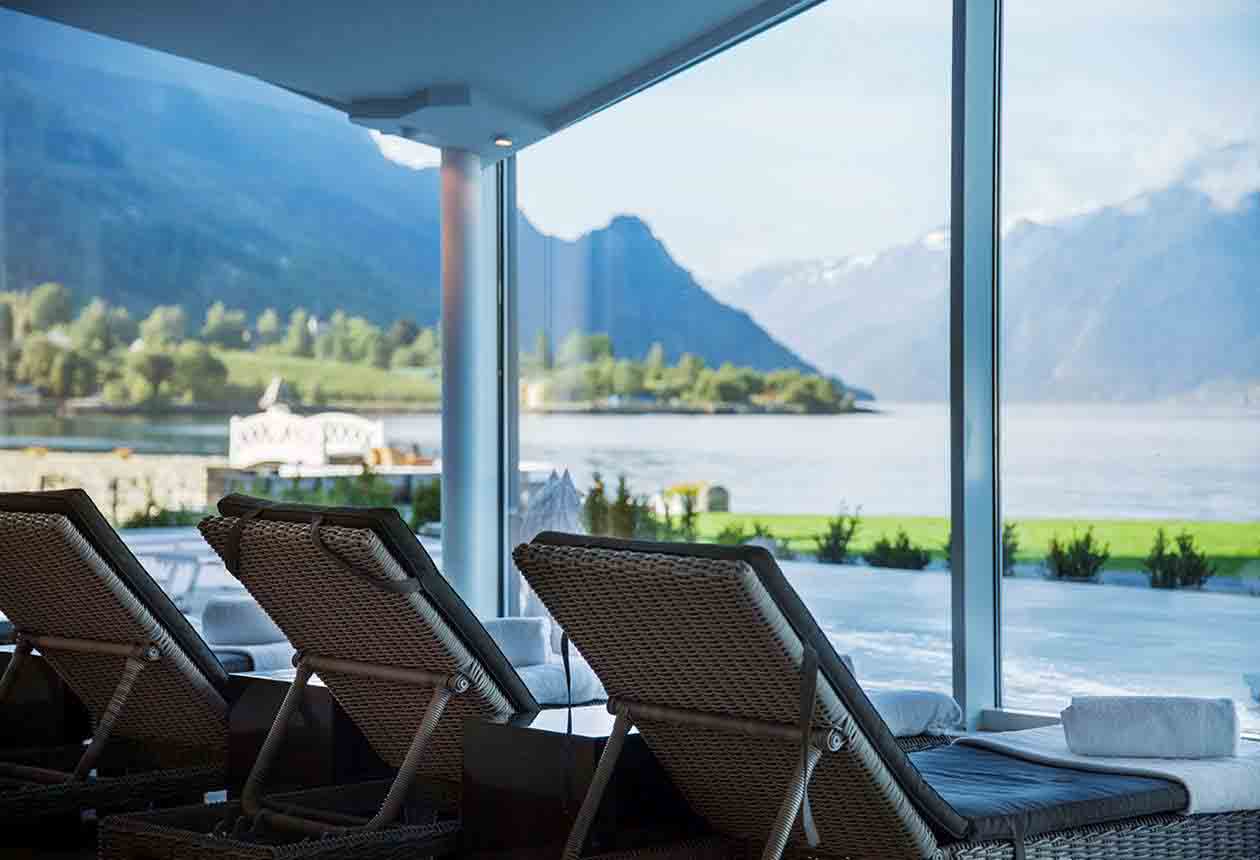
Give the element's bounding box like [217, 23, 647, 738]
[678, 489, 699, 542]
[584, 474, 677, 541]
[1144, 528, 1216, 590]
[1001, 522, 1020, 573]
[582, 472, 610, 536]
[867, 528, 931, 570]
[121, 505, 207, 529]
[409, 480, 441, 530]
[814, 507, 861, 564]
[609, 476, 637, 538]
[714, 522, 749, 545]
[1044, 528, 1109, 582]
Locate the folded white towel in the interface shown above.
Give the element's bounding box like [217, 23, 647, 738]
[868, 689, 963, 737]
[1061, 696, 1239, 759]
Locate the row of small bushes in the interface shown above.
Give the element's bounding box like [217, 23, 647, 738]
[1045, 526, 1217, 588]
[733, 508, 1219, 590]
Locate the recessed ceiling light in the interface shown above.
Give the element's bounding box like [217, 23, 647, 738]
[493, 135, 513, 148]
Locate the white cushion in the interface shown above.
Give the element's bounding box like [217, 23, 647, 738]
[517, 655, 607, 706]
[867, 689, 964, 737]
[201, 595, 286, 646]
[483, 616, 552, 668]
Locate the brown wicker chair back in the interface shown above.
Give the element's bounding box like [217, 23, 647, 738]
[0, 510, 227, 767]
[513, 540, 939, 859]
[200, 515, 515, 781]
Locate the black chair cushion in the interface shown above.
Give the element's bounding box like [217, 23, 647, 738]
[912, 744, 1188, 841]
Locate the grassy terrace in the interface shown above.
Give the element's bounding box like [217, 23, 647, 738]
[695, 513, 1260, 577]
[215, 349, 439, 406]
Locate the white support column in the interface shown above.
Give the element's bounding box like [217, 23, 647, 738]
[950, 0, 1003, 728]
[441, 147, 503, 618]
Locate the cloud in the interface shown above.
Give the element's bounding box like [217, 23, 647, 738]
[1187, 143, 1260, 211]
[369, 131, 440, 170]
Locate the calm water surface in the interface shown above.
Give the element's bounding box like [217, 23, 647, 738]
[5, 402, 1257, 519]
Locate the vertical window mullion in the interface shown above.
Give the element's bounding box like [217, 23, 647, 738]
[949, 0, 1003, 728]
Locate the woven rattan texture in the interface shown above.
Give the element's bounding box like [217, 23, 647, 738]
[100, 798, 460, 860]
[943, 810, 1260, 859]
[513, 543, 937, 859]
[586, 836, 750, 858]
[898, 734, 954, 754]
[0, 512, 226, 762]
[200, 516, 514, 779]
[0, 764, 222, 820]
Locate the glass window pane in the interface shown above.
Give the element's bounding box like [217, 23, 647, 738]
[0, 11, 441, 611]
[513, 0, 954, 694]
[1000, 1, 1260, 731]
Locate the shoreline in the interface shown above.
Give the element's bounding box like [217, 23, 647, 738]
[1, 400, 878, 418]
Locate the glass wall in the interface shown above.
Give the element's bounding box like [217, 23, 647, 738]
[999, 1, 1260, 731]
[513, 0, 955, 693]
[0, 10, 441, 614]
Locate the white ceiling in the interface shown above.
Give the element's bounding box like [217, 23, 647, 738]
[3, 0, 819, 159]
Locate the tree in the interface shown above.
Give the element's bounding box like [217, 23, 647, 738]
[0, 301, 13, 345]
[315, 310, 353, 361]
[48, 350, 98, 398]
[127, 350, 177, 401]
[255, 308, 282, 345]
[28, 282, 74, 331]
[15, 336, 61, 391]
[71, 299, 135, 354]
[644, 342, 666, 375]
[284, 308, 314, 357]
[0, 302, 13, 382]
[139, 305, 187, 347]
[390, 326, 441, 369]
[346, 316, 388, 366]
[108, 306, 140, 348]
[558, 331, 614, 366]
[582, 472, 610, 535]
[388, 318, 421, 349]
[201, 301, 249, 348]
[535, 331, 554, 370]
[611, 359, 645, 397]
[171, 342, 228, 402]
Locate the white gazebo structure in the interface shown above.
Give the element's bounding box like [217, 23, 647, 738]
[228, 409, 386, 470]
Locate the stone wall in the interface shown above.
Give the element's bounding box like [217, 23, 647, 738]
[0, 449, 221, 524]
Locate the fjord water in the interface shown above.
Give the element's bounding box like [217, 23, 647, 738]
[3, 402, 1257, 519]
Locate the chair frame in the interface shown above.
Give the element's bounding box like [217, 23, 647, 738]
[0, 633, 160, 785]
[236, 650, 470, 836]
[565, 698, 841, 860]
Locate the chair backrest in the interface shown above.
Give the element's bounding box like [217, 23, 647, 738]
[199, 495, 536, 781]
[514, 533, 970, 858]
[0, 490, 228, 766]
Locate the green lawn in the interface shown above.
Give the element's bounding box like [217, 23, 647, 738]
[695, 513, 1260, 577]
[215, 349, 439, 406]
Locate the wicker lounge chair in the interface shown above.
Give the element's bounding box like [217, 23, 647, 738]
[102, 494, 539, 857]
[513, 533, 1260, 860]
[0, 489, 229, 823]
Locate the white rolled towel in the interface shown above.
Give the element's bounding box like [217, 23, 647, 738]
[1061, 696, 1239, 759]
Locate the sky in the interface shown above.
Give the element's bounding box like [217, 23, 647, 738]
[514, 0, 1260, 283]
[5, 2, 1259, 284]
